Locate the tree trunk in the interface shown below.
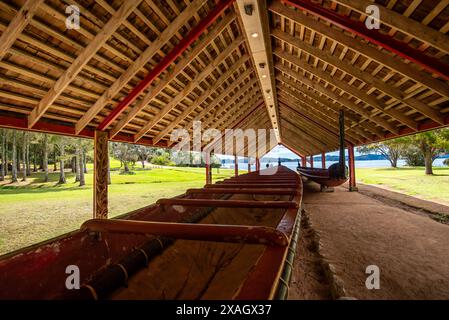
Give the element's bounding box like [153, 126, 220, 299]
[141, 160, 145, 169]
[22, 132, 27, 182]
[71, 157, 76, 173]
[424, 152, 434, 175]
[26, 136, 31, 176]
[43, 134, 48, 182]
[83, 152, 88, 173]
[59, 144, 66, 184]
[33, 146, 37, 172]
[0, 129, 5, 181]
[124, 162, 129, 173]
[11, 131, 18, 183]
[79, 149, 85, 187]
[75, 147, 80, 182]
[53, 145, 57, 172]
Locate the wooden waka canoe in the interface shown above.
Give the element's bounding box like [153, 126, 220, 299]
[0, 166, 302, 300]
[297, 166, 348, 188]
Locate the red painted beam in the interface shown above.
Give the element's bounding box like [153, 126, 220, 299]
[321, 152, 326, 169]
[157, 198, 298, 208]
[282, 0, 449, 81]
[186, 188, 298, 195]
[348, 143, 357, 191]
[0, 114, 168, 148]
[81, 219, 288, 246]
[234, 155, 238, 177]
[96, 0, 236, 132]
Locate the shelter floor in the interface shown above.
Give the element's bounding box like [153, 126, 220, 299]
[290, 182, 449, 300]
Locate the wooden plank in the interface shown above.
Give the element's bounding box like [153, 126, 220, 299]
[273, 29, 445, 124]
[93, 130, 109, 219]
[275, 62, 399, 133]
[0, 0, 44, 61]
[74, 0, 208, 134]
[27, 0, 142, 128]
[157, 198, 298, 208]
[275, 49, 418, 130]
[81, 219, 289, 246]
[269, 1, 449, 99]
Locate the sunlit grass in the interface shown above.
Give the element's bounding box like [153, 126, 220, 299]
[357, 166, 449, 203]
[0, 166, 235, 255]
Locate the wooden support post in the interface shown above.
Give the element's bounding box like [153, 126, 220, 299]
[93, 130, 109, 219]
[205, 152, 212, 185]
[321, 152, 326, 169]
[348, 144, 358, 192]
[301, 156, 306, 167]
[256, 157, 260, 171]
[310, 155, 314, 169]
[234, 155, 238, 177]
[247, 158, 251, 173]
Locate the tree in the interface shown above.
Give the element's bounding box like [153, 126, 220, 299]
[135, 146, 158, 169]
[111, 142, 138, 173]
[11, 130, 18, 183]
[358, 139, 406, 168]
[0, 129, 5, 182]
[21, 132, 27, 182]
[42, 134, 49, 182]
[403, 129, 449, 175]
[51, 136, 70, 184]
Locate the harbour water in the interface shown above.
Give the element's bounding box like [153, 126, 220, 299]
[223, 158, 447, 171]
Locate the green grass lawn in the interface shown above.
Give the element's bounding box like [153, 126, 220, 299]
[0, 165, 235, 255]
[357, 166, 449, 204]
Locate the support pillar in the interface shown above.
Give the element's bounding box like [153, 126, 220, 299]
[247, 158, 251, 173]
[301, 156, 306, 167]
[348, 144, 358, 192]
[234, 155, 238, 177]
[321, 152, 326, 169]
[310, 155, 314, 169]
[255, 157, 260, 171]
[205, 152, 212, 185]
[94, 130, 109, 219]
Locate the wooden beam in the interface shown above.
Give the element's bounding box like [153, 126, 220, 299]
[27, 0, 141, 128]
[275, 62, 399, 133]
[236, 0, 281, 141]
[269, 1, 449, 99]
[0, 0, 44, 61]
[94, 130, 109, 219]
[282, 0, 449, 81]
[276, 74, 384, 138]
[332, 0, 449, 56]
[348, 143, 358, 192]
[272, 28, 446, 125]
[139, 46, 249, 143]
[275, 49, 418, 130]
[95, 0, 237, 133]
[75, 0, 208, 134]
[160, 71, 257, 143]
[108, 11, 237, 138]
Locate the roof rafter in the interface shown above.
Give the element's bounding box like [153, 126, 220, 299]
[27, 0, 142, 128]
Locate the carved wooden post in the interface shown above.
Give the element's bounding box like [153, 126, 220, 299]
[321, 152, 326, 169]
[234, 155, 238, 177]
[94, 130, 109, 219]
[348, 144, 358, 192]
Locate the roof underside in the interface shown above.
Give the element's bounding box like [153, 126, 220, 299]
[0, 0, 448, 157]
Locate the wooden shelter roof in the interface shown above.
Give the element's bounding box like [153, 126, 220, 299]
[0, 0, 448, 156]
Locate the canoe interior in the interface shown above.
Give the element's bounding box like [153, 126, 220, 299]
[297, 167, 349, 187]
[0, 166, 302, 300]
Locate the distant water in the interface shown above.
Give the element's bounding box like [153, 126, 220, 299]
[223, 159, 447, 171]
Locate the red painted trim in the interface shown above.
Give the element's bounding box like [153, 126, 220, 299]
[282, 0, 449, 81]
[0, 115, 168, 148]
[348, 143, 356, 189]
[301, 156, 306, 167]
[97, 0, 236, 131]
[234, 155, 238, 177]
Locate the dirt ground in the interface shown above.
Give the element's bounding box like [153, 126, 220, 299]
[290, 181, 449, 300]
